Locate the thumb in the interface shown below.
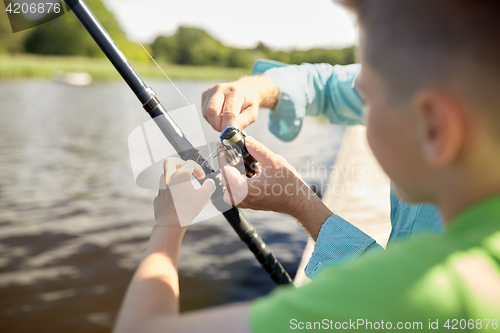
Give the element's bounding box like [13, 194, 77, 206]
[244, 136, 277, 168]
[198, 178, 216, 201]
[220, 164, 248, 206]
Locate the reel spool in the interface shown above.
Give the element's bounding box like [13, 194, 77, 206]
[220, 126, 262, 178]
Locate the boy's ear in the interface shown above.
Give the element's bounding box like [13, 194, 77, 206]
[414, 90, 466, 169]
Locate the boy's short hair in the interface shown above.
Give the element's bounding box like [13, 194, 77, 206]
[339, 0, 500, 115]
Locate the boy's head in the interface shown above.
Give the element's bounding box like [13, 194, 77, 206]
[342, 0, 500, 219]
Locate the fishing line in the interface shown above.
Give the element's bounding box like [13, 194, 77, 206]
[136, 39, 191, 106]
[199, 143, 222, 169]
[103, 0, 190, 105]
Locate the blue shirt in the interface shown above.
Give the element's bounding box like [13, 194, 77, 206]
[252, 60, 445, 279]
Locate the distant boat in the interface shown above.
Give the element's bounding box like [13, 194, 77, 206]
[52, 70, 92, 86]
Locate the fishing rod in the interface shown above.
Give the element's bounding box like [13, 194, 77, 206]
[63, 0, 293, 286]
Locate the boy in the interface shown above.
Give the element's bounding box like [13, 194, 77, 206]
[113, 0, 500, 332]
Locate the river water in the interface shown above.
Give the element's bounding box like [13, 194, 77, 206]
[0, 79, 344, 333]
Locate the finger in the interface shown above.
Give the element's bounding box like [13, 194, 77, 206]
[164, 157, 184, 181]
[221, 92, 245, 130]
[234, 105, 258, 130]
[172, 160, 206, 184]
[223, 189, 232, 206]
[153, 195, 159, 221]
[203, 91, 225, 132]
[201, 86, 213, 107]
[220, 164, 235, 206]
[222, 176, 249, 207]
[198, 178, 216, 200]
[220, 164, 248, 206]
[244, 136, 278, 168]
[183, 160, 206, 180]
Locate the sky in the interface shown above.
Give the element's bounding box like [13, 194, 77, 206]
[105, 0, 358, 50]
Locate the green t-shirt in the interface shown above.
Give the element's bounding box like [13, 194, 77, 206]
[250, 196, 500, 332]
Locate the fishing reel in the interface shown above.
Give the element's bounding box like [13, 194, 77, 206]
[220, 126, 262, 178]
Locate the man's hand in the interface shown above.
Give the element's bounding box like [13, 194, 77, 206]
[154, 158, 216, 228]
[202, 75, 280, 132]
[219, 137, 333, 240]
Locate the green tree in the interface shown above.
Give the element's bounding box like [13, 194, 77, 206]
[176, 27, 227, 66]
[0, 9, 29, 54]
[23, 0, 148, 61]
[151, 35, 178, 63]
[151, 27, 355, 68]
[152, 27, 232, 66]
[266, 46, 356, 66]
[254, 41, 271, 55]
[227, 48, 253, 68]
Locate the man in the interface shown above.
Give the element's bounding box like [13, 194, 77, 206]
[202, 58, 444, 277]
[114, 0, 500, 332]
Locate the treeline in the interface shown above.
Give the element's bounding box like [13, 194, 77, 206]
[0, 0, 355, 68]
[0, 0, 148, 61]
[151, 27, 355, 69]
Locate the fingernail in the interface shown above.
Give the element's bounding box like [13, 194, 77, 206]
[206, 178, 216, 189]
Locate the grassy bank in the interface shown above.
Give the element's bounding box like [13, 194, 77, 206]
[0, 54, 251, 81]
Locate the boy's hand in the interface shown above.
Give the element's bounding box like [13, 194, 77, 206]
[202, 75, 279, 132]
[154, 158, 216, 228]
[219, 137, 333, 240]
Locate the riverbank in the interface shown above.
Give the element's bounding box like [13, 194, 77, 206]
[0, 54, 250, 81]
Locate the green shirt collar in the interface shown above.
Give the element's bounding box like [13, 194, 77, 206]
[448, 194, 500, 235]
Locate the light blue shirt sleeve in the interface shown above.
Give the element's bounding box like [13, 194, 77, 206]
[304, 215, 383, 278]
[305, 190, 444, 279]
[252, 59, 364, 141]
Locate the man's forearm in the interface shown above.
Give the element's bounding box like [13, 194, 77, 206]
[236, 74, 280, 109]
[288, 190, 334, 241]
